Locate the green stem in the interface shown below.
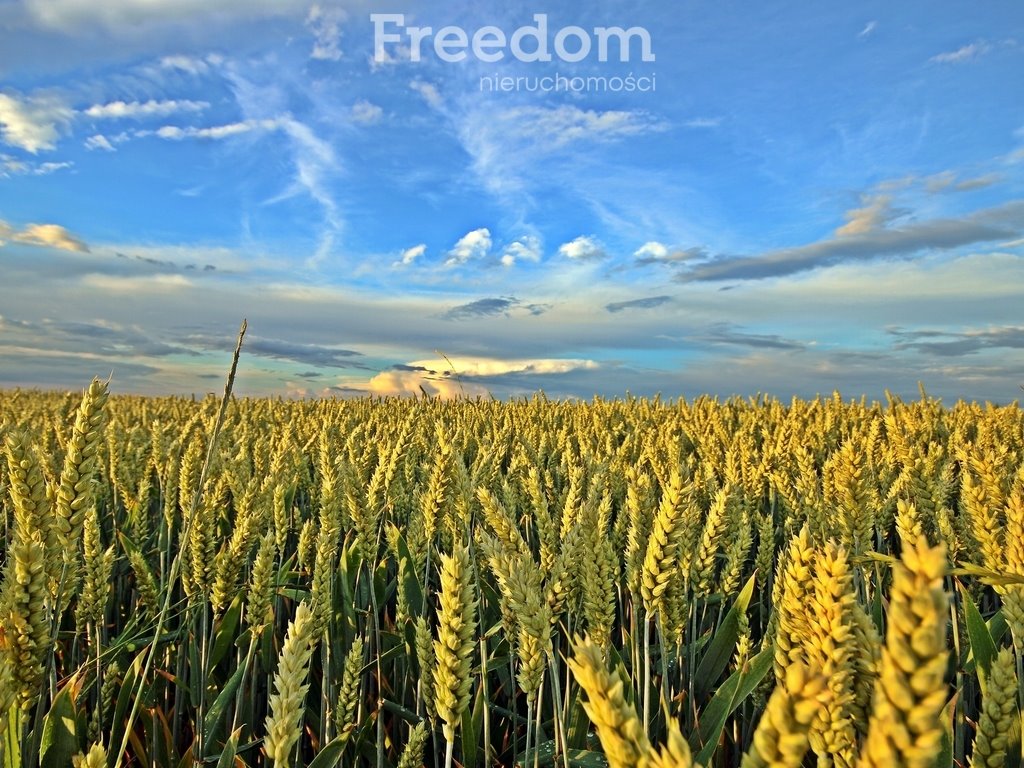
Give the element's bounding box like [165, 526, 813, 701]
[114, 319, 246, 768]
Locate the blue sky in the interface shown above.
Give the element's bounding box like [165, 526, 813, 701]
[1, 0, 1022, 401]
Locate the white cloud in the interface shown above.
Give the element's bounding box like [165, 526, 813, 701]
[632, 241, 706, 265]
[487, 105, 664, 150]
[278, 117, 341, 267]
[455, 104, 665, 201]
[0, 91, 74, 153]
[930, 41, 992, 64]
[364, 356, 600, 399]
[558, 235, 605, 261]
[364, 370, 488, 399]
[858, 21, 877, 39]
[351, 100, 383, 125]
[147, 118, 279, 141]
[306, 4, 345, 61]
[159, 55, 211, 75]
[84, 132, 129, 151]
[408, 356, 599, 377]
[684, 117, 721, 128]
[501, 235, 542, 267]
[634, 241, 669, 260]
[410, 80, 443, 109]
[33, 161, 73, 175]
[11, 223, 89, 252]
[394, 243, 426, 266]
[446, 228, 492, 266]
[81, 273, 192, 292]
[85, 135, 114, 151]
[84, 99, 208, 120]
[1, 154, 73, 176]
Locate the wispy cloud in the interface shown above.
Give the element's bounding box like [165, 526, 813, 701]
[456, 104, 666, 200]
[695, 323, 805, 351]
[606, 295, 673, 313]
[889, 325, 1024, 357]
[394, 243, 426, 266]
[923, 171, 1001, 193]
[475, 104, 665, 152]
[858, 21, 878, 39]
[185, 332, 366, 368]
[144, 118, 279, 141]
[684, 117, 722, 128]
[1, 154, 73, 176]
[351, 100, 383, 125]
[441, 296, 550, 321]
[84, 134, 116, 151]
[834, 194, 906, 236]
[442, 297, 519, 321]
[410, 80, 443, 109]
[679, 200, 1024, 283]
[159, 55, 215, 76]
[929, 41, 992, 64]
[84, 99, 208, 120]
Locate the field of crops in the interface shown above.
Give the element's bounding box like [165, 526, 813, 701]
[1, 368, 1023, 767]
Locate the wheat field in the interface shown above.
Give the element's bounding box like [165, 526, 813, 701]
[1, 367, 1023, 767]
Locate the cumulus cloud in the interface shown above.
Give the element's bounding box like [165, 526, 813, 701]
[84, 99, 208, 120]
[366, 369, 490, 399]
[605, 295, 673, 313]
[416, 356, 599, 377]
[446, 228, 492, 266]
[0, 91, 74, 153]
[558, 235, 606, 261]
[364, 355, 602, 399]
[501, 235, 542, 267]
[633, 241, 706, 265]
